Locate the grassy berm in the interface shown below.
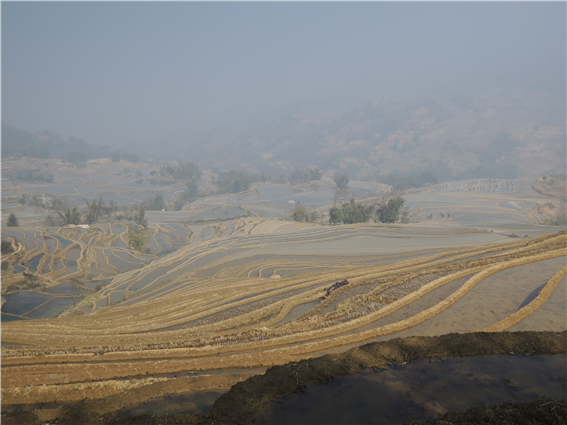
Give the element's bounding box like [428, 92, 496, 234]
[2, 331, 566, 425]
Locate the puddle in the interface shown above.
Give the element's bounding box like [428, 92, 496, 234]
[116, 390, 226, 417]
[277, 301, 320, 325]
[255, 354, 567, 424]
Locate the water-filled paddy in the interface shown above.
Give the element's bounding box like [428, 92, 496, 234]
[1, 314, 27, 322]
[13, 263, 25, 274]
[255, 354, 566, 424]
[63, 246, 81, 274]
[278, 301, 320, 325]
[2, 292, 52, 316]
[25, 297, 81, 319]
[26, 254, 44, 273]
[50, 234, 73, 249]
[44, 282, 91, 295]
[189, 207, 246, 220]
[81, 279, 113, 289]
[1, 203, 21, 209]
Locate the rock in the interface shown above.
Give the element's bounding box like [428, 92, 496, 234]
[325, 279, 349, 297]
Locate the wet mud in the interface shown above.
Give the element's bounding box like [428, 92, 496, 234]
[2, 331, 565, 425]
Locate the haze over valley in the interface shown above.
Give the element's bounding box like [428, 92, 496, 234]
[1, 2, 566, 424]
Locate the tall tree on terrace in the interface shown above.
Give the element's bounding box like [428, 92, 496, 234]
[57, 206, 82, 225]
[84, 198, 103, 225]
[7, 213, 19, 227]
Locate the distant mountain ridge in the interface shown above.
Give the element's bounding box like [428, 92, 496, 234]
[145, 87, 566, 180]
[1, 123, 113, 162]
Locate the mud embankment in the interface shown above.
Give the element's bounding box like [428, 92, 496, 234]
[2, 330, 565, 425]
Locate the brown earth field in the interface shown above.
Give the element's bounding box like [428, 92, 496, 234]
[1, 331, 565, 425]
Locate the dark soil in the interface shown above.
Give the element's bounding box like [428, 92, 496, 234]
[3, 331, 566, 425]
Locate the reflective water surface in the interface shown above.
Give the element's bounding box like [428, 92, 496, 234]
[255, 354, 566, 424]
[116, 390, 226, 417]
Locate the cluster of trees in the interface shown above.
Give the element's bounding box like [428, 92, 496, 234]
[329, 196, 409, 225]
[211, 168, 286, 186]
[7, 213, 19, 227]
[57, 207, 82, 225]
[127, 224, 148, 252]
[376, 196, 408, 223]
[144, 193, 166, 211]
[27, 194, 65, 210]
[291, 203, 319, 223]
[1, 239, 14, 255]
[83, 198, 104, 225]
[15, 169, 54, 183]
[158, 161, 202, 181]
[334, 172, 349, 189]
[330, 197, 374, 225]
[49, 198, 118, 226]
[174, 180, 200, 210]
[289, 167, 324, 185]
[214, 170, 251, 193]
[111, 151, 140, 163]
[376, 171, 438, 191]
[135, 205, 148, 227]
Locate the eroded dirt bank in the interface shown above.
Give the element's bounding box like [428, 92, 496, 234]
[2, 330, 565, 425]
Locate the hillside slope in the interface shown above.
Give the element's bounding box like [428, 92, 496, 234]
[146, 87, 566, 180]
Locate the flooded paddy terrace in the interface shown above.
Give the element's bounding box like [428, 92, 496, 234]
[1, 170, 566, 417]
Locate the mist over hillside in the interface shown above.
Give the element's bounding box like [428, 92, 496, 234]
[4, 86, 564, 184]
[141, 87, 565, 181]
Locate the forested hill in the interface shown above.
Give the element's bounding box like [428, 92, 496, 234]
[1, 123, 114, 163]
[143, 87, 566, 180]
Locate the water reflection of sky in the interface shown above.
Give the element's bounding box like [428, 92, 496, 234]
[255, 354, 566, 425]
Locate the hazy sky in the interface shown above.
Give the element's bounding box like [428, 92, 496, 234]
[2, 2, 565, 148]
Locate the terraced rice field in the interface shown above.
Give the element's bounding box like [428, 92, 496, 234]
[1, 229, 565, 405]
[1, 166, 566, 406]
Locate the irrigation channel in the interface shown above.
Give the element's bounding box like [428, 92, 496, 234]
[1, 160, 566, 423]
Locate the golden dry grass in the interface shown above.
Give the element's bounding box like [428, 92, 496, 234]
[2, 231, 565, 405]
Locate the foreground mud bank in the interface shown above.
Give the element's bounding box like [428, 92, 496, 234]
[2, 330, 565, 425]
